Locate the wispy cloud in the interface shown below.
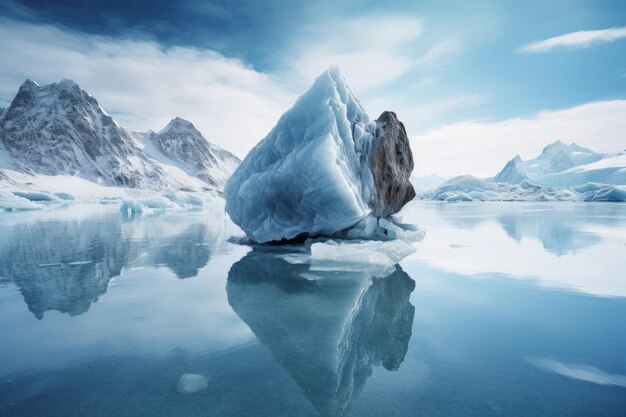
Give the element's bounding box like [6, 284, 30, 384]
[0, 19, 294, 158]
[528, 358, 626, 387]
[410, 100, 626, 176]
[519, 27, 626, 53]
[288, 15, 425, 92]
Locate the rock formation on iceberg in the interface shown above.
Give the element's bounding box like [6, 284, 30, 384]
[369, 111, 415, 217]
[224, 67, 415, 243]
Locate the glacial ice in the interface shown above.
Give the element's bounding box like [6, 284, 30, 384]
[0, 190, 42, 210]
[422, 142, 626, 202]
[177, 373, 208, 394]
[224, 67, 371, 242]
[307, 239, 417, 277]
[422, 175, 626, 202]
[224, 67, 415, 243]
[119, 191, 220, 217]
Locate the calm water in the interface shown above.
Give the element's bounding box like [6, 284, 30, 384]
[0, 202, 625, 417]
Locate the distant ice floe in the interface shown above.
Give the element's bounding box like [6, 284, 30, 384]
[419, 141, 626, 202]
[528, 358, 626, 387]
[1, 177, 221, 214]
[422, 176, 626, 202]
[119, 191, 220, 217]
[177, 373, 209, 394]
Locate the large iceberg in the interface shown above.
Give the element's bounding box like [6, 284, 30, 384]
[224, 67, 415, 243]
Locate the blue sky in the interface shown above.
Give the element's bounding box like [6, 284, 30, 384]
[1, 0, 625, 175]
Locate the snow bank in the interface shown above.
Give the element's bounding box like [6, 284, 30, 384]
[1, 168, 222, 212]
[0, 191, 43, 210]
[120, 191, 220, 216]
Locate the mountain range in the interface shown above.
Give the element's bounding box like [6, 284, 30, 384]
[419, 141, 626, 202]
[493, 140, 625, 187]
[0, 79, 240, 196]
[1, 76, 624, 209]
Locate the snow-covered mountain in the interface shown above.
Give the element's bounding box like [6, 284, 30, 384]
[0, 79, 239, 195]
[410, 173, 450, 192]
[494, 140, 625, 187]
[142, 117, 240, 189]
[422, 140, 626, 202]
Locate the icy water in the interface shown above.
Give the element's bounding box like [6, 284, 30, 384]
[0, 202, 625, 417]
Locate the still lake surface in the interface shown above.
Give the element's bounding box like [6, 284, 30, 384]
[0, 201, 625, 417]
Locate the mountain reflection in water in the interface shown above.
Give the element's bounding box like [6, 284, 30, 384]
[0, 207, 232, 319]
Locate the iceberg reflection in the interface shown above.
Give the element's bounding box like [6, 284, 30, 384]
[227, 249, 415, 417]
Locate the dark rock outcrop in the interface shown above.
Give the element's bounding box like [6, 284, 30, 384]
[368, 111, 415, 217]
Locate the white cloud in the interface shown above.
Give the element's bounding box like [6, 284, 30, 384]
[401, 94, 489, 125]
[0, 19, 295, 159]
[519, 27, 626, 53]
[289, 15, 425, 92]
[416, 40, 462, 66]
[528, 358, 626, 387]
[410, 100, 626, 177]
[0, 15, 461, 159]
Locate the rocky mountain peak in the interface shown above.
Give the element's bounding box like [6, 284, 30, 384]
[161, 117, 198, 133]
[0, 79, 239, 191]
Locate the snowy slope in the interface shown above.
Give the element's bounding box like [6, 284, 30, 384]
[422, 140, 626, 202]
[0, 79, 239, 195]
[494, 140, 624, 187]
[410, 173, 450, 192]
[142, 117, 240, 189]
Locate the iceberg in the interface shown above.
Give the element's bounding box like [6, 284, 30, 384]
[177, 374, 209, 394]
[224, 67, 415, 243]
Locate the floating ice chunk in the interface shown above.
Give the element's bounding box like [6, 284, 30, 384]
[67, 261, 94, 266]
[177, 373, 208, 394]
[280, 237, 419, 278]
[120, 197, 175, 217]
[0, 190, 42, 210]
[12, 191, 57, 201]
[54, 192, 75, 200]
[582, 185, 626, 202]
[119, 191, 220, 217]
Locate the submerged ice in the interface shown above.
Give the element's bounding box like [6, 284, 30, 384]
[224, 67, 415, 243]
